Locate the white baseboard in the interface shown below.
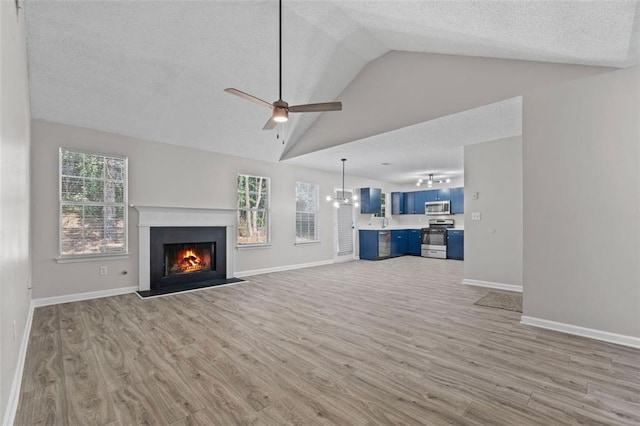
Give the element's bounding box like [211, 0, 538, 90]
[235, 259, 334, 278]
[521, 316, 640, 349]
[3, 301, 35, 426]
[32, 285, 138, 308]
[463, 278, 522, 293]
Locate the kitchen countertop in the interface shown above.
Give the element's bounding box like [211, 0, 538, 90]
[358, 225, 420, 231]
[359, 226, 464, 231]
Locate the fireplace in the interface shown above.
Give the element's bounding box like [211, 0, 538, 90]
[150, 226, 226, 289]
[134, 205, 237, 292]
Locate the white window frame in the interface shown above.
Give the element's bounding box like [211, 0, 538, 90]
[237, 173, 271, 248]
[58, 148, 129, 261]
[295, 181, 320, 245]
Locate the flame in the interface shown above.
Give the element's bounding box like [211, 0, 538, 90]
[177, 248, 204, 272]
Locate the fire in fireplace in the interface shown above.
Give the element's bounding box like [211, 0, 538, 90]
[164, 242, 214, 277]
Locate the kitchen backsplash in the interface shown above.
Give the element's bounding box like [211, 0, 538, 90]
[358, 213, 464, 229]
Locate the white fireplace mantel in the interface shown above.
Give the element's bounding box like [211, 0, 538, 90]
[132, 205, 237, 291]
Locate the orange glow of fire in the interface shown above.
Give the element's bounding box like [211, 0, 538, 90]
[177, 249, 204, 272]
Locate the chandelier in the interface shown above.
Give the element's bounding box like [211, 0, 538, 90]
[326, 158, 359, 208]
[416, 174, 451, 187]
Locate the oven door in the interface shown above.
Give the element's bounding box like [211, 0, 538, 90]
[421, 229, 446, 247]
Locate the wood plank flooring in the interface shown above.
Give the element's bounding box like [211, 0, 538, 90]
[15, 257, 640, 425]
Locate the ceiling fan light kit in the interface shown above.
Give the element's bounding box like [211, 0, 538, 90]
[224, 0, 342, 130]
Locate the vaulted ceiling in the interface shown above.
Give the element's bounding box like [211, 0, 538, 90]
[25, 1, 639, 181]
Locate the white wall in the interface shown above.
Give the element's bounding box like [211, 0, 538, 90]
[31, 120, 390, 299]
[523, 66, 640, 338]
[0, 1, 32, 421]
[463, 136, 523, 287]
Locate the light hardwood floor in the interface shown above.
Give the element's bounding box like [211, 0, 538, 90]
[15, 257, 640, 425]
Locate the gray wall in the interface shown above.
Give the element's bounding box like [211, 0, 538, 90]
[285, 51, 611, 159]
[523, 66, 640, 337]
[1, 2, 32, 421]
[463, 136, 523, 287]
[31, 120, 389, 299]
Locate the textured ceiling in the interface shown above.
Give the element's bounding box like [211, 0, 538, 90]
[25, 1, 639, 174]
[285, 97, 522, 184]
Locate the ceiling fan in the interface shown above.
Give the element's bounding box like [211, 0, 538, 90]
[224, 0, 342, 130]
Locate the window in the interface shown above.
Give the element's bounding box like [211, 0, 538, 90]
[237, 174, 269, 245]
[59, 148, 127, 257]
[295, 181, 318, 243]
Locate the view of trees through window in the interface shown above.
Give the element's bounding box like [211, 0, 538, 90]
[295, 181, 318, 242]
[60, 149, 127, 256]
[237, 174, 269, 245]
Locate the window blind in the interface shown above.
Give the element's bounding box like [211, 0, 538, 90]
[59, 149, 127, 256]
[336, 190, 353, 256]
[295, 181, 318, 242]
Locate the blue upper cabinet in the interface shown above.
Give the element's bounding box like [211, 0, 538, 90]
[424, 190, 438, 202]
[424, 188, 449, 202]
[414, 191, 427, 214]
[360, 188, 382, 214]
[391, 192, 405, 215]
[437, 188, 450, 201]
[450, 187, 464, 214]
[404, 192, 416, 214]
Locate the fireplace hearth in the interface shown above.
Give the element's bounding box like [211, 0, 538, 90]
[150, 226, 226, 290]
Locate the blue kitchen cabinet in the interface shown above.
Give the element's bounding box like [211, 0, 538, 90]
[450, 187, 464, 214]
[414, 191, 427, 214]
[407, 229, 422, 256]
[424, 190, 438, 202]
[360, 188, 382, 214]
[425, 188, 451, 202]
[404, 192, 416, 214]
[391, 192, 405, 215]
[437, 188, 450, 201]
[447, 230, 464, 260]
[359, 230, 379, 260]
[391, 230, 408, 257]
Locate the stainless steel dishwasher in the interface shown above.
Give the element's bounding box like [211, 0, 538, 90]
[378, 230, 391, 258]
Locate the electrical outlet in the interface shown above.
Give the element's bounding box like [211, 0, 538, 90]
[472, 192, 479, 200]
[472, 212, 481, 221]
[99, 266, 108, 275]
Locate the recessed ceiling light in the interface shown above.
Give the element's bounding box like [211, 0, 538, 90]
[380, 162, 391, 166]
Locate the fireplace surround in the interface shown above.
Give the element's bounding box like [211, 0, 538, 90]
[150, 226, 225, 289]
[134, 205, 236, 292]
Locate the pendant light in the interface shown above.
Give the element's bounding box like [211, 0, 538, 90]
[326, 159, 358, 208]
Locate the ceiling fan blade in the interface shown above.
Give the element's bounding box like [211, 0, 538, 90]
[289, 102, 342, 113]
[224, 88, 273, 109]
[262, 116, 278, 130]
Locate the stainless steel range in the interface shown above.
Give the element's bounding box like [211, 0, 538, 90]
[421, 219, 454, 259]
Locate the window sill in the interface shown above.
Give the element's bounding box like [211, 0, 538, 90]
[56, 253, 131, 264]
[236, 243, 272, 250]
[295, 240, 322, 246]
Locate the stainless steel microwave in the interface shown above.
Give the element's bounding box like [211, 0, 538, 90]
[425, 200, 450, 215]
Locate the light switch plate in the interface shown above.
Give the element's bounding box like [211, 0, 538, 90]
[472, 212, 481, 221]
